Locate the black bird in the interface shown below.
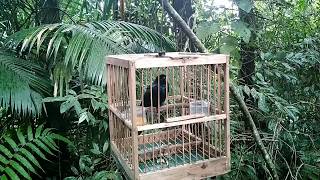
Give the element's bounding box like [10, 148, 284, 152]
[141, 74, 168, 108]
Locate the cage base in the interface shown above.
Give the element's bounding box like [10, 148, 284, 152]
[139, 157, 230, 180]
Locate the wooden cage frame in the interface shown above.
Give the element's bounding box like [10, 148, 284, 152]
[106, 52, 230, 180]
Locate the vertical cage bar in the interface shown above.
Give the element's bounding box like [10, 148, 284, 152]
[224, 57, 230, 160]
[128, 62, 138, 179]
[180, 66, 185, 116]
[166, 68, 169, 120]
[157, 68, 161, 123]
[187, 66, 191, 115]
[188, 124, 191, 163]
[172, 67, 176, 117]
[207, 65, 211, 158]
[107, 65, 114, 142]
[150, 69, 154, 124]
[200, 65, 203, 113]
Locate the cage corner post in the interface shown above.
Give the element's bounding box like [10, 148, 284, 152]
[128, 61, 139, 180]
[106, 63, 114, 143]
[224, 55, 231, 170]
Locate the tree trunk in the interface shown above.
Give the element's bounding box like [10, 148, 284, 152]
[173, 0, 194, 51]
[238, 9, 256, 104]
[113, 0, 119, 20]
[158, 1, 279, 179]
[40, 0, 61, 24]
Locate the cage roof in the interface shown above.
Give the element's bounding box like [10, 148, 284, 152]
[106, 52, 229, 68]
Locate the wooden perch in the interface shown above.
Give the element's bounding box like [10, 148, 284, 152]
[159, 0, 279, 179]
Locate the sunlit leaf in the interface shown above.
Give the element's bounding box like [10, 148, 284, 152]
[231, 20, 251, 43]
[258, 93, 269, 112]
[237, 0, 254, 13]
[196, 22, 220, 40]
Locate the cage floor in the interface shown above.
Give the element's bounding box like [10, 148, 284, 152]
[138, 150, 209, 173]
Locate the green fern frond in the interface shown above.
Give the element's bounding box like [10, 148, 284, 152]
[5, 21, 175, 94]
[0, 50, 52, 116]
[0, 126, 72, 179]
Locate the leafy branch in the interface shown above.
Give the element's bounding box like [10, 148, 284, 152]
[0, 125, 72, 179]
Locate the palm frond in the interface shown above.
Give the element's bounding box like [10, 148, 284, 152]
[0, 125, 72, 179]
[0, 50, 52, 116]
[5, 21, 176, 94]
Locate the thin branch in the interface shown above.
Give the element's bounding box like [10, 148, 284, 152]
[159, 0, 279, 179]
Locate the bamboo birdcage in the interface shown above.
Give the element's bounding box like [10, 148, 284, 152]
[106, 52, 230, 180]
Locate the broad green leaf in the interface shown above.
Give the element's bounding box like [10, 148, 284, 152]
[0, 50, 51, 116]
[93, 170, 110, 179]
[243, 85, 251, 96]
[0, 145, 13, 158]
[274, 101, 285, 114]
[286, 108, 297, 121]
[4, 137, 18, 150]
[196, 22, 220, 40]
[91, 98, 100, 111]
[10, 160, 32, 179]
[231, 20, 251, 43]
[26, 143, 47, 160]
[250, 88, 258, 99]
[93, 143, 99, 151]
[90, 149, 101, 155]
[4, 168, 19, 180]
[34, 139, 55, 156]
[0, 174, 7, 180]
[103, 141, 109, 153]
[70, 166, 79, 175]
[87, 111, 96, 123]
[79, 155, 92, 172]
[50, 133, 72, 145]
[27, 126, 33, 141]
[35, 125, 44, 138]
[256, 73, 264, 81]
[0, 154, 9, 164]
[42, 96, 69, 102]
[60, 98, 77, 113]
[42, 128, 54, 135]
[103, 120, 108, 131]
[91, 143, 101, 155]
[45, 136, 59, 148]
[68, 90, 77, 96]
[20, 148, 44, 172]
[41, 137, 59, 151]
[93, 158, 102, 165]
[17, 129, 26, 145]
[237, 0, 254, 13]
[13, 154, 38, 175]
[78, 112, 88, 124]
[258, 93, 269, 112]
[77, 94, 95, 99]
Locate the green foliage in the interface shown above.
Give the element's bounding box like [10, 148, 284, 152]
[231, 20, 251, 43]
[196, 22, 220, 40]
[236, 0, 254, 13]
[0, 125, 72, 179]
[43, 86, 108, 126]
[65, 143, 121, 180]
[0, 49, 52, 116]
[5, 21, 175, 96]
[1, 0, 320, 179]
